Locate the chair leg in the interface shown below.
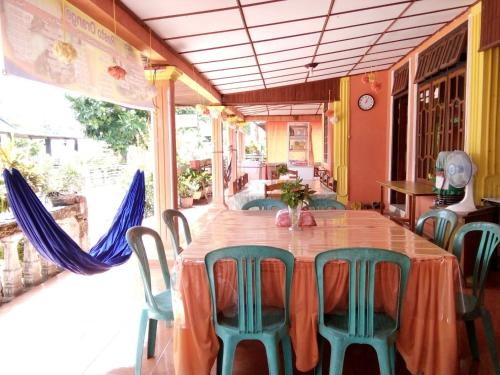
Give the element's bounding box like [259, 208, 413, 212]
[329, 338, 347, 375]
[262, 337, 280, 375]
[216, 338, 223, 375]
[281, 335, 293, 375]
[389, 342, 396, 375]
[147, 319, 158, 358]
[221, 337, 238, 375]
[465, 320, 480, 360]
[480, 308, 500, 375]
[135, 310, 148, 375]
[374, 342, 393, 375]
[314, 336, 324, 375]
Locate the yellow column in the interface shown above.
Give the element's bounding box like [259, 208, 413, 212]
[466, 4, 500, 201]
[333, 77, 350, 204]
[150, 68, 181, 245]
[212, 116, 225, 206]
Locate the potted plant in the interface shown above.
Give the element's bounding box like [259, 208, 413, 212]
[280, 179, 315, 231]
[178, 170, 197, 208]
[276, 164, 288, 178]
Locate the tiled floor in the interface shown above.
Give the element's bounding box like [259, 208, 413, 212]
[1, 204, 499, 375]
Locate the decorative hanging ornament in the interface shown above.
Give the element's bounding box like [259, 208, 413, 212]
[108, 0, 127, 80]
[54, 0, 77, 63]
[361, 73, 370, 84]
[370, 81, 382, 93]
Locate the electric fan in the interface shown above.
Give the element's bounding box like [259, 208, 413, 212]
[444, 151, 476, 212]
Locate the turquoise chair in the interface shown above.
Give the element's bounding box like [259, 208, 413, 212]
[241, 198, 287, 210]
[308, 198, 346, 210]
[205, 245, 295, 375]
[452, 222, 500, 374]
[162, 209, 192, 259]
[415, 209, 458, 249]
[315, 248, 411, 375]
[126, 226, 174, 375]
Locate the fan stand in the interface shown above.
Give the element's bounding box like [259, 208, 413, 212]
[446, 176, 477, 213]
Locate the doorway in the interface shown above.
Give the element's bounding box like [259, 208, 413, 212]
[390, 94, 408, 207]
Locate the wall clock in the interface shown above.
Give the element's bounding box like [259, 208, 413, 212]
[358, 94, 375, 111]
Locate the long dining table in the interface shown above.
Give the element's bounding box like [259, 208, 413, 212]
[172, 210, 463, 375]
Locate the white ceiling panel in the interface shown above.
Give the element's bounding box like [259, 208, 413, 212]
[220, 85, 265, 94]
[361, 48, 412, 62]
[315, 57, 362, 70]
[391, 8, 466, 30]
[266, 79, 305, 88]
[183, 44, 254, 63]
[369, 37, 426, 54]
[403, 0, 473, 17]
[168, 30, 249, 52]
[211, 74, 262, 85]
[328, 4, 407, 29]
[268, 109, 295, 115]
[249, 18, 325, 41]
[317, 35, 379, 55]
[243, 0, 331, 27]
[260, 57, 312, 72]
[379, 24, 443, 44]
[257, 46, 316, 65]
[316, 47, 369, 62]
[313, 65, 355, 76]
[121, 0, 237, 19]
[216, 79, 264, 90]
[196, 56, 256, 72]
[262, 66, 309, 78]
[291, 103, 321, 110]
[254, 33, 320, 54]
[322, 20, 392, 43]
[265, 72, 307, 84]
[146, 9, 242, 39]
[203, 66, 260, 79]
[307, 72, 348, 81]
[331, 0, 411, 14]
[355, 57, 400, 69]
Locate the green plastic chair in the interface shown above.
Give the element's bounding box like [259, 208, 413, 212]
[452, 222, 500, 374]
[126, 226, 174, 375]
[415, 209, 458, 249]
[241, 198, 287, 210]
[315, 248, 411, 375]
[162, 209, 192, 259]
[205, 245, 295, 375]
[308, 198, 346, 210]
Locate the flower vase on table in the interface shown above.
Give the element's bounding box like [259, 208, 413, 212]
[288, 202, 303, 231]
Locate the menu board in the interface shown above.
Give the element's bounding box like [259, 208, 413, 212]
[0, 0, 153, 108]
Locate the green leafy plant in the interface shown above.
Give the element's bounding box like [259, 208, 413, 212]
[280, 179, 316, 208]
[178, 168, 200, 199]
[276, 164, 288, 177]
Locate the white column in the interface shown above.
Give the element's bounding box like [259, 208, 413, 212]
[211, 116, 225, 206]
[1, 235, 23, 301]
[22, 240, 41, 287]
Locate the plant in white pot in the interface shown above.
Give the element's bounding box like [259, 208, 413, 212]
[280, 179, 315, 231]
[178, 173, 196, 208]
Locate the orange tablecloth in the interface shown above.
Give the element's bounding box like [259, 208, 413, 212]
[173, 210, 462, 375]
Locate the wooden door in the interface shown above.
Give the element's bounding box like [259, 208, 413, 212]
[390, 94, 408, 205]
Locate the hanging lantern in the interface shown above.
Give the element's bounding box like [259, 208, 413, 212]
[370, 81, 382, 93]
[361, 73, 370, 84]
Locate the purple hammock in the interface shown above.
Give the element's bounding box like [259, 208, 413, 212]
[2, 168, 145, 275]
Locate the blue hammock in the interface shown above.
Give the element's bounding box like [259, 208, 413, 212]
[3, 168, 145, 275]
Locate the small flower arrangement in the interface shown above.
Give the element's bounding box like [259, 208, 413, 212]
[280, 178, 315, 209]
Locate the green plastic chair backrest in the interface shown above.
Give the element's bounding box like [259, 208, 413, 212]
[126, 226, 171, 314]
[162, 209, 192, 258]
[205, 245, 295, 334]
[315, 248, 411, 337]
[308, 198, 346, 210]
[241, 198, 287, 211]
[415, 209, 458, 249]
[452, 222, 500, 307]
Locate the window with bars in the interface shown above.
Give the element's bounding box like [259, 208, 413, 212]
[415, 67, 466, 180]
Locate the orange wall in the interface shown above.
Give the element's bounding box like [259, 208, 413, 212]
[348, 71, 391, 205]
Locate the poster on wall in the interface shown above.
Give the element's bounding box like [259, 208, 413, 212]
[0, 0, 153, 108]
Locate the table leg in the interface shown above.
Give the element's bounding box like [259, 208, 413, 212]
[409, 195, 415, 232]
[380, 186, 384, 215]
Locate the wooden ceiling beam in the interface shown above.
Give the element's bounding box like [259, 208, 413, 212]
[245, 115, 322, 122]
[68, 0, 221, 103]
[221, 78, 340, 105]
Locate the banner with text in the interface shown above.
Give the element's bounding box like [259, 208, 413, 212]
[0, 0, 153, 108]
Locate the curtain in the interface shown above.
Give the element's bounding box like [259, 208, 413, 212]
[266, 121, 288, 163]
